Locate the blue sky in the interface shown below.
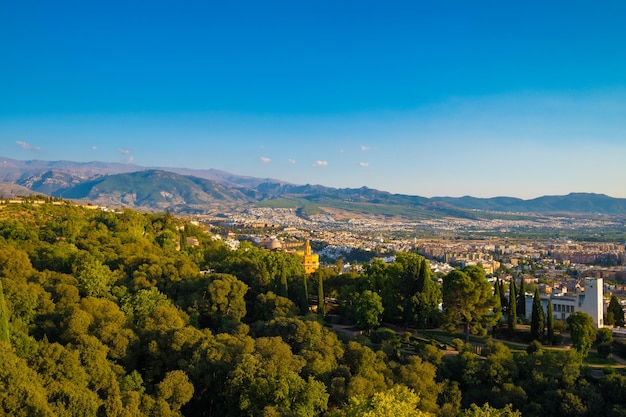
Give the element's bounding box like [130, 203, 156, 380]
[1, 1, 625, 198]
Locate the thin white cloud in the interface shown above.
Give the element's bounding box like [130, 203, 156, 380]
[288, 159, 296, 164]
[359, 162, 369, 167]
[118, 148, 133, 163]
[312, 160, 329, 167]
[259, 157, 271, 164]
[16, 141, 40, 152]
[91, 146, 97, 151]
[361, 145, 369, 151]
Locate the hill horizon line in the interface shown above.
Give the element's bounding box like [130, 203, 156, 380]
[0, 156, 617, 201]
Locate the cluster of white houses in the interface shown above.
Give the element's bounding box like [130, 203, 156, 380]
[522, 277, 605, 328]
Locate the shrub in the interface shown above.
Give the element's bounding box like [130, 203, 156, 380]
[370, 327, 397, 344]
[597, 342, 612, 358]
[527, 340, 543, 354]
[451, 338, 465, 351]
[551, 333, 564, 346]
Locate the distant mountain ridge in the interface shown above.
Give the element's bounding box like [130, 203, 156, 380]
[2, 156, 626, 217]
[55, 170, 251, 212]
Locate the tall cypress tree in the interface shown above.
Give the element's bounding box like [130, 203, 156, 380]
[318, 273, 325, 317]
[494, 279, 500, 308]
[300, 273, 309, 315]
[493, 279, 502, 336]
[0, 280, 10, 344]
[517, 277, 526, 319]
[508, 279, 517, 336]
[530, 288, 545, 342]
[546, 298, 554, 345]
[498, 278, 508, 315]
[415, 258, 440, 328]
[280, 261, 288, 298]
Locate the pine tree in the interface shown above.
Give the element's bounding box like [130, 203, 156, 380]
[508, 279, 517, 336]
[0, 280, 10, 344]
[517, 277, 526, 319]
[530, 288, 545, 342]
[546, 298, 554, 345]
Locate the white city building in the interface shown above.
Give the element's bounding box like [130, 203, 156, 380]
[524, 277, 604, 327]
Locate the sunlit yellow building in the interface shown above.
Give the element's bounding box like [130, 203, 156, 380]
[299, 240, 319, 274]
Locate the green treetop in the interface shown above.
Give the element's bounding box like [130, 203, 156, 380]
[530, 288, 545, 342]
[442, 265, 499, 343]
[607, 295, 625, 327]
[567, 312, 597, 358]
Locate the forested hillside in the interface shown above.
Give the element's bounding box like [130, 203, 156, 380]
[1, 200, 625, 417]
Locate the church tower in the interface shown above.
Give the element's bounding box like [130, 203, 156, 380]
[302, 240, 319, 275]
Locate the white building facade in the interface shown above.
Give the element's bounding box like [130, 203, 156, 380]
[524, 277, 604, 327]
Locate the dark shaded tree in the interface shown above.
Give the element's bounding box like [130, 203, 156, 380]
[492, 280, 503, 336]
[596, 327, 614, 358]
[607, 295, 624, 327]
[280, 260, 288, 298]
[498, 278, 508, 315]
[530, 288, 545, 342]
[517, 277, 526, 319]
[300, 273, 309, 315]
[546, 298, 554, 345]
[309, 268, 332, 317]
[396, 253, 440, 328]
[508, 279, 517, 336]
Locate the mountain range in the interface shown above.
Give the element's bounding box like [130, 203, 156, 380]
[2, 156, 626, 219]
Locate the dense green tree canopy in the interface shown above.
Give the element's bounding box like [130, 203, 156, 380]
[1, 200, 626, 417]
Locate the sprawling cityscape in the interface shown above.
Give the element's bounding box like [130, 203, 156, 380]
[210, 206, 625, 272]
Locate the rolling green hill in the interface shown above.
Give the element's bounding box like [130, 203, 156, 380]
[56, 170, 251, 211]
